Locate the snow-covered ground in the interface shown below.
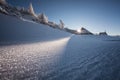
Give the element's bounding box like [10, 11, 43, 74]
[0, 14, 71, 44]
[0, 37, 71, 80]
[0, 14, 120, 80]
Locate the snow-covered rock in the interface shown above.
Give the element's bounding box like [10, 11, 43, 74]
[79, 27, 93, 35]
[64, 28, 78, 34]
[99, 32, 108, 35]
[28, 3, 36, 17]
[37, 13, 48, 24]
[0, 6, 8, 14]
[59, 19, 64, 29]
[0, 0, 72, 34]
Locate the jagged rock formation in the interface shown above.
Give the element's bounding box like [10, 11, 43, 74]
[48, 21, 57, 28]
[47, 20, 65, 30]
[78, 27, 93, 35]
[99, 32, 108, 35]
[28, 3, 36, 16]
[1, 0, 107, 35]
[37, 13, 48, 24]
[0, 6, 8, 14]
[64, 28, 78, 34]
[0, 0, 66, 32]
[59, 19, 64, 29]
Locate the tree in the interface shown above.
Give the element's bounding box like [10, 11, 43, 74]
[59, 19, 64, 29]
[37, 13, 48, 23]
[28, 3, 36, 16]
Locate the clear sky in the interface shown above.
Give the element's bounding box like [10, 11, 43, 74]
[6, 0, 120, 35]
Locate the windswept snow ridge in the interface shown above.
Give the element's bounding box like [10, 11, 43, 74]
[0, 0, 68, 33]
[0, 14, 71, 44]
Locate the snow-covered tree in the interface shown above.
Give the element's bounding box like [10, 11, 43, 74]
[42, 13, 48, 23]
[59, 19, 64, 29]
[38, 13, 48, 23]
[28, 3, 36, 16]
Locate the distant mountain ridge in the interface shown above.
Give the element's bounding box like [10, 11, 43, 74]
[79, 27, 93, 35]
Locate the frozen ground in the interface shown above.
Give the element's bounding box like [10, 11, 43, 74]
[0, 35, 120, 80]
[0, 14, 70, 43]
[0, 14, 120, 80]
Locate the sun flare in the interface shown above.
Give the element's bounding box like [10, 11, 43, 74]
[77, 29, 81, 33]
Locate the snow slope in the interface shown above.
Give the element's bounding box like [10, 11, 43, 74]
[0, 34, 120, 80]
[0, 14, 71, 44]
[0, 13, 120, 80]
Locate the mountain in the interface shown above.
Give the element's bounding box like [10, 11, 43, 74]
[0, 0, 69, 33]
[99, 32, 108, 35]
[79, 27, 93, 35]
[65, 27, 93, 35]
[64, 28, 78, 34]
[0, 0, 112, 36]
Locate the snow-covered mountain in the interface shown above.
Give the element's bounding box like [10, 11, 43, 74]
[0, 0, 73, 44]
[0, 13, 71, 44]
[64, 27, 93, 35]
[0, 0, 67, 32]
[0, 0, 112, 36]
[79, 27, 93, 35]
[0, 1, 120, 80]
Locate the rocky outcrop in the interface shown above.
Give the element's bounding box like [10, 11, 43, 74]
[28, 3, 36, 16]
[59, 20, 64, 29]
[37, 13, 48, 24]
[99, 32, 108, 35]
[78, 27, 93, 35]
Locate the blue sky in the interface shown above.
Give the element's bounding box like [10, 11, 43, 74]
[7, 0, 120, 35]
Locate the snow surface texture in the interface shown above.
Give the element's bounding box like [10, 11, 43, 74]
[0, 14, 120, 80]
[0, 14, 71, 44]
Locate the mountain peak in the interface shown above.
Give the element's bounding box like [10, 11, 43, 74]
[99, 32, 108, 35]
[79, 27, 93, 35]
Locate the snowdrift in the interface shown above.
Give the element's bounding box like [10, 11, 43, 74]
[0, 14, 71, 44]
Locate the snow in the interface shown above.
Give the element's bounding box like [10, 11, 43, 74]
[28, 3, 36, 16]
[0, 13, 120, 80]
[0, 14, 71, 44]
[78, 27, 93, 35]
[0, 37, 71, 80]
